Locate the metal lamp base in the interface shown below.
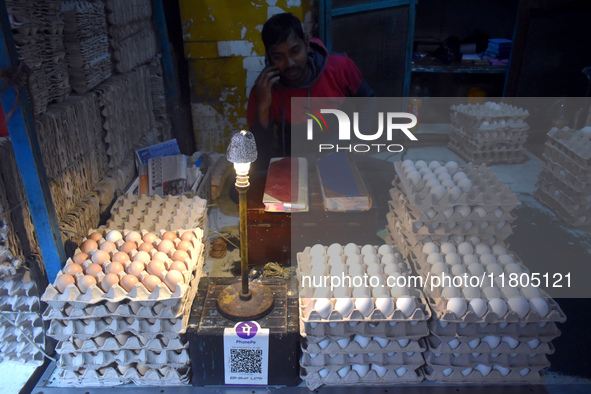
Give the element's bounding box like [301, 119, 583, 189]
[216, 282, 275, 321]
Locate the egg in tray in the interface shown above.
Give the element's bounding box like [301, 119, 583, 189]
[42, 228, 205, 386]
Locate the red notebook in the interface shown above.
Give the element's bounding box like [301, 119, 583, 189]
[263, 157, 309, 212]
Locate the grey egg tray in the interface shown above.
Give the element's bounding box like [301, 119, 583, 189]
[57, 364, 190, 387]
[424, 350, 550, 370]
[302, 320, 429, 341]
[538, 169, 589, 205]
[111, 26, 158, 74]
[0, 311, 45, 366]
[542, 155, 590, 194]
[543, 137, 591, 177]
[450, 102, 529, 129]
[301, 351, 425, 371]
[448, 140, 529, 166]
[57, 349, 190, 371]
[534, 187, 591, 227]
[422, 363, 544, 383]
[426, 335, 555, 355]
[301, 364, 424, 390]
[303, 336, 427, 353]
[104, 0, 152, 27]
[47, 316, 187, 341]
[450, 124, 529, 145]
[428, 319, 560, 341]
[394, 162, 520, 212]
[0, 274, 40, 313]
[546, 127, 591, 166]
[43, 299, 189, 320]
[56, 333, 188, 354]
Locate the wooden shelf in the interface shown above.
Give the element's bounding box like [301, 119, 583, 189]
[411, 56, 507, 74]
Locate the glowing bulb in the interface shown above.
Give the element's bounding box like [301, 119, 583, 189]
[234, 162, 251, 175]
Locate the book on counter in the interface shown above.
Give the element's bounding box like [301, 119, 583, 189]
[263, 157, 309, 212]
[316, 152, 372, 212]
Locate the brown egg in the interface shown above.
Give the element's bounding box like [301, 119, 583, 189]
[120, 241, 137, 254]
[92, 250, 111, 265]
[157, 239, 174, 254]
[164, 270, 184, 292]
[180, 231, 195, 241]
[85, 263, 103, 277]
[80, 239, 98, 253]
[176, 240, 192, 252]
[64, 263, 83, 276]
[105, 261, 124, 275]
[125, 231, 142, 243]
[152, 251, 169, 262]
[162, 231, 177, 241]
[72, 252, 88, 265]
[138, 242, 154, 252]
[112, 251, 131, 264]
[142, 275, 161, 292]
[126, 261, 145, 277]
[101, 273, 120, 292]
[99, 241, 117, 253]
[88, 232, 103, 242]
[169, 260, 187, 272]
[133, 251, 151, 263]
[77, 275, 97, 293]
[142, 232, 158, 244]
[147, 260, 166, 279]
[172, 250, 189, 262]
[55, 274, 75, 293]
[120, 274, 139, 292]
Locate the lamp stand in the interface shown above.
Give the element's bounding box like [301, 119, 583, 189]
[217, 176, 274, 321]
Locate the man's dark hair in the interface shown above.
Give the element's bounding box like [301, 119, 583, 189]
[261, 13, 305, 50]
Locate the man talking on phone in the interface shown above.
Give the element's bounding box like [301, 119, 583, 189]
[247, 12, 375, 169]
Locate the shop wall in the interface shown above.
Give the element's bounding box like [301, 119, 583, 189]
[179, 0, 314, 153]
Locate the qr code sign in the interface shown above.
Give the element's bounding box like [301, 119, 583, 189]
[230, 349, 263, 374]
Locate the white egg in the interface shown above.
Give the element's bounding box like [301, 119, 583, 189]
[468, 338, 481, 349]
[519, 368, 531, 377]
[352, 286, 371, 298]
[451, 264, 466, 276]
[456, 206, 471, 217]
[419, 167, 433, 177]
[463, 287, 481, 301]
[337, 365, 350, 378]
[469, 298, 488, 318]
[479, 254, 497, 266]
[427, 253, 444, 264]
[494, 365, 511, 376]
[415, 160, 427, 169]
[430, 185, 446, 200]
[105, 230, 122, 242]
[330, 263, 347, 277]
[355, 297, 374, 317]
[333, 286, 351, 298]
[482, 335, 501, 349]
[374, 336, 390, 348]
[429, 160, 441, 170]
[482, 287, 501, 299]
[344, 243, 360, 256]
[475, 243, 491, 256]
[396, 296, 415, 317]
[521, 285, 541, 300]
[488, 298, 507, 318]
[422, 242, 439, 254]
[374, 297, 395, 317]
[384, 263, 400, 276]
[529, 297, 549, 317]
[348, 264, 365, 277]
[328, 255, 345, 267]
[486, 263, 503, 277]
[311, 264, 327, 276]
[457, 242, 473, 256]
[447, 298, 467, 317]
[434, 166, 448, 176]
[314, 298, 333, 318]
[504, 263, 523, 275]
[372, 286, 389, 298]
[401, 159, 415, 169]
[475, 364, 492, 376]
[371, 364, 388, 377]
[502, 336, 520, 349]
[318, 368, 329, 377]
[327, 243, 343, 256]
[310, 244, 326, 257]
[381, 253, 397, 265]
[431, 262, 448, 276]
[468, 263, 485, 277]
[352, 364, 370, 377]
[463, 254, 478, 266]
[497, 254, 515, 265]
[442, 286, 461, 299]
[378, 244, 394, 255]
[353, 335, 371, 348]
[452, 171, 467, 182]
[440, 242, 456, 255]
[346, 254, 362, 266]
[445, 253, 462, 265]
[391, 285, 410, 298]
[364, 254, 380, 266]
[361, 244, 376, 255]
[310, 255, 326, 268]
[445, 161, 459, 174]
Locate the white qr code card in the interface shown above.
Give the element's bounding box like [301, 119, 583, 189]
[224, 321, 269, 385]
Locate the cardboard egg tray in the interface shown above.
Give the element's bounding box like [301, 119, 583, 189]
[543, 137, 591, 178]
[537, 169, 590, 205]
[301, 350, 424, 369]
[542, 156, 590, 194]
[450, 102, 529, 131]
[544, 127, 591, 169]
[450, 124, 529, 145]
[423, 363, 544, 383]
[428, 319, 560, 340]
[105, 194, 208, 233]
[47, 316, 186, 341]
[301, 364, 424, 390]
[57, 349, 190, 370]
[304, 336, 426, 354]
[56, 334, 187, 354]
[448, 140, 528, 166]
[0, 269, 40, 312]
[394, 162, 520, 212]
[0, 311, 45, 365]
[112, 27, 158, 74]
[302, 320, 429, 339]
[104, 0, 152, 27]
[534, 187, 591, 227]
[43, 299, 189, 320]
[426, 334, 554, 355]
[423, 350, 549, 370]
[57, 365, 190, 387]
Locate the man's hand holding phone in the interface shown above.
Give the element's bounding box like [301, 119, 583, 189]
[254, 62, 280, 127]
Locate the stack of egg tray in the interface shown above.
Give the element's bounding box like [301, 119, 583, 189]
[410, 237, 566, 383]
[62, 1, 112, 94]
[0, 268, 44, 365]
[5, 0, 69, 115]
[534, 127, 591, 227]
[104, 0, 157, 74]
[448, 102, 530, 166]
[149, 57, 173, 142]
[41, 229, 205, 386]
[387, 161, 520, 258]
[296, 243, 431, 389]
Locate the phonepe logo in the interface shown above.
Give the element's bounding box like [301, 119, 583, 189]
[304, 108, 418, 153]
